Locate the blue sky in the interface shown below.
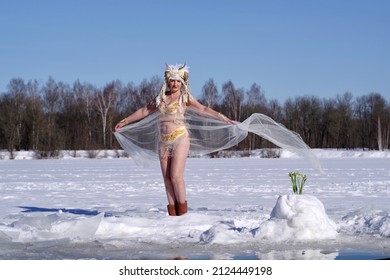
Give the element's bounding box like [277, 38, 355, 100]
[1, 0, 389, 102]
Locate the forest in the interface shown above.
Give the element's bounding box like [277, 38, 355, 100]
[0, 76, 389, 158]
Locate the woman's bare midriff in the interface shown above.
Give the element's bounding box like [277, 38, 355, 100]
[160, 120, 184, 134]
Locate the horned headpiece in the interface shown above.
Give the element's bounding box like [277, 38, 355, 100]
[164, 63, 189, 83]
[156, 63, 191, 107]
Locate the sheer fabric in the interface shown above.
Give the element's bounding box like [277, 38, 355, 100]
[114, 107, 323, 173]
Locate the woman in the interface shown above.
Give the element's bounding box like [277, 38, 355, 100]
[115, 64, 235, 216]
[114, 64, 323, 217]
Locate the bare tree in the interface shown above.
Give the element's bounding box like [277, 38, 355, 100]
[73, 81, 99, 149]
[267, 99, 283, 122]
[117, 82, 140, 115]
[354, 93, 388, 150]
[354, 95, 371, 150]
[245, 83, 267, 149]
[367, 93, 387, 150]
[378, 115, 383, 150]
[42, 77, 62, 151]
[330, 92, 354, 148]
[201, 78, 219, 108]
[383, 104, 390, 150]
[283, 97, 300, 133]
[221, 80, 244, 121]
[246, 83, 267, 114]
[321, 98, 336, 148]
[0, 78, 27, 157]
[60, 82, 80, 150]
[138, 76, 162, 107]
[283, 95, 322, 147]
[25, 80, 44, 151]
[96, 81, 119, 148]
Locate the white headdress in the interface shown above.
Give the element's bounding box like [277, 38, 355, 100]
[165, 63, 189, 82]
[156, 63, 191, 107]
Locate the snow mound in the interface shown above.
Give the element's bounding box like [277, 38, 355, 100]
[255, 194, 338, 241]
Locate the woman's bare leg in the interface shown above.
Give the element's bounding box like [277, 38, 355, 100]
[159, 149, 177, 205]
[169, 135, 190, 203]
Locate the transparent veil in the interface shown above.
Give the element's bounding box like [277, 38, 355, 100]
[113, 106, 323, 173]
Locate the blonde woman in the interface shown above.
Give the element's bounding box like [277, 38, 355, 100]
[115, 64, 234, 216]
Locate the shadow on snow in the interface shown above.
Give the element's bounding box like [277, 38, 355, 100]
[18, 206, 100, 216]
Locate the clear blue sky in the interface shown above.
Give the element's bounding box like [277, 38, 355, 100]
[1, 0, 389, 102]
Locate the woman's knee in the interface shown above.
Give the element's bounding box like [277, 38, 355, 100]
[170, 174, 184, 186]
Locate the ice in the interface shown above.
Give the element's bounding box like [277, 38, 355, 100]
[1, 213, 104, 243]
[51, 213, 104, 241]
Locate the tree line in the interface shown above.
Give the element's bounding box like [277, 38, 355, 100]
[0, 76, 389, 158]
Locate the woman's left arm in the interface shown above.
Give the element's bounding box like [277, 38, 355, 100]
[189, 98, 236, 125]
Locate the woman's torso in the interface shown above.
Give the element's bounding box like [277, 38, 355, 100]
[159, 99, 187, 134]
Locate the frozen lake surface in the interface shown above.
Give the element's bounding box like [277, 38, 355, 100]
[0, 150, 389, 259]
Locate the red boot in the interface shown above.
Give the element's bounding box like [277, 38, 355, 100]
[176, 201, 188, 216]
[167, 204, 176, 216]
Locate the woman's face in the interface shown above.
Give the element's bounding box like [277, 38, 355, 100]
[169, 79, 182, 93]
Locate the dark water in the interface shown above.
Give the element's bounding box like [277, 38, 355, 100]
[334, 249, 390, 260]
[1, 239, 389, 260]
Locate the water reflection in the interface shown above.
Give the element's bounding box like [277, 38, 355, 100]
[184, 248, 390, 260]
[255, 249, 339, 260]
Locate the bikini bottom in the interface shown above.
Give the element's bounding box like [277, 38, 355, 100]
[159, 126, 189, 159]
[160, 126, 188, 144]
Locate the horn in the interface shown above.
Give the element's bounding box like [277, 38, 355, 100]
[178, 63, 186, 70]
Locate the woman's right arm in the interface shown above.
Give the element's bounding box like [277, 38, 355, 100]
[189, 97, 236, 125]
[114, 101, 157, 131]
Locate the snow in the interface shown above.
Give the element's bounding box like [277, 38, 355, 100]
[255, 194, 338, 241]
[0, 149, 389, 260]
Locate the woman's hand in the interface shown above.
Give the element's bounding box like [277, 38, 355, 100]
[114, 119, 128, 132]
[219, 113, 237, 125]
[226, 118, 237, 125]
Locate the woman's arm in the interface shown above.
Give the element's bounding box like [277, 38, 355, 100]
[114, 101, 157, 131]
[189, 98, 236, 125]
